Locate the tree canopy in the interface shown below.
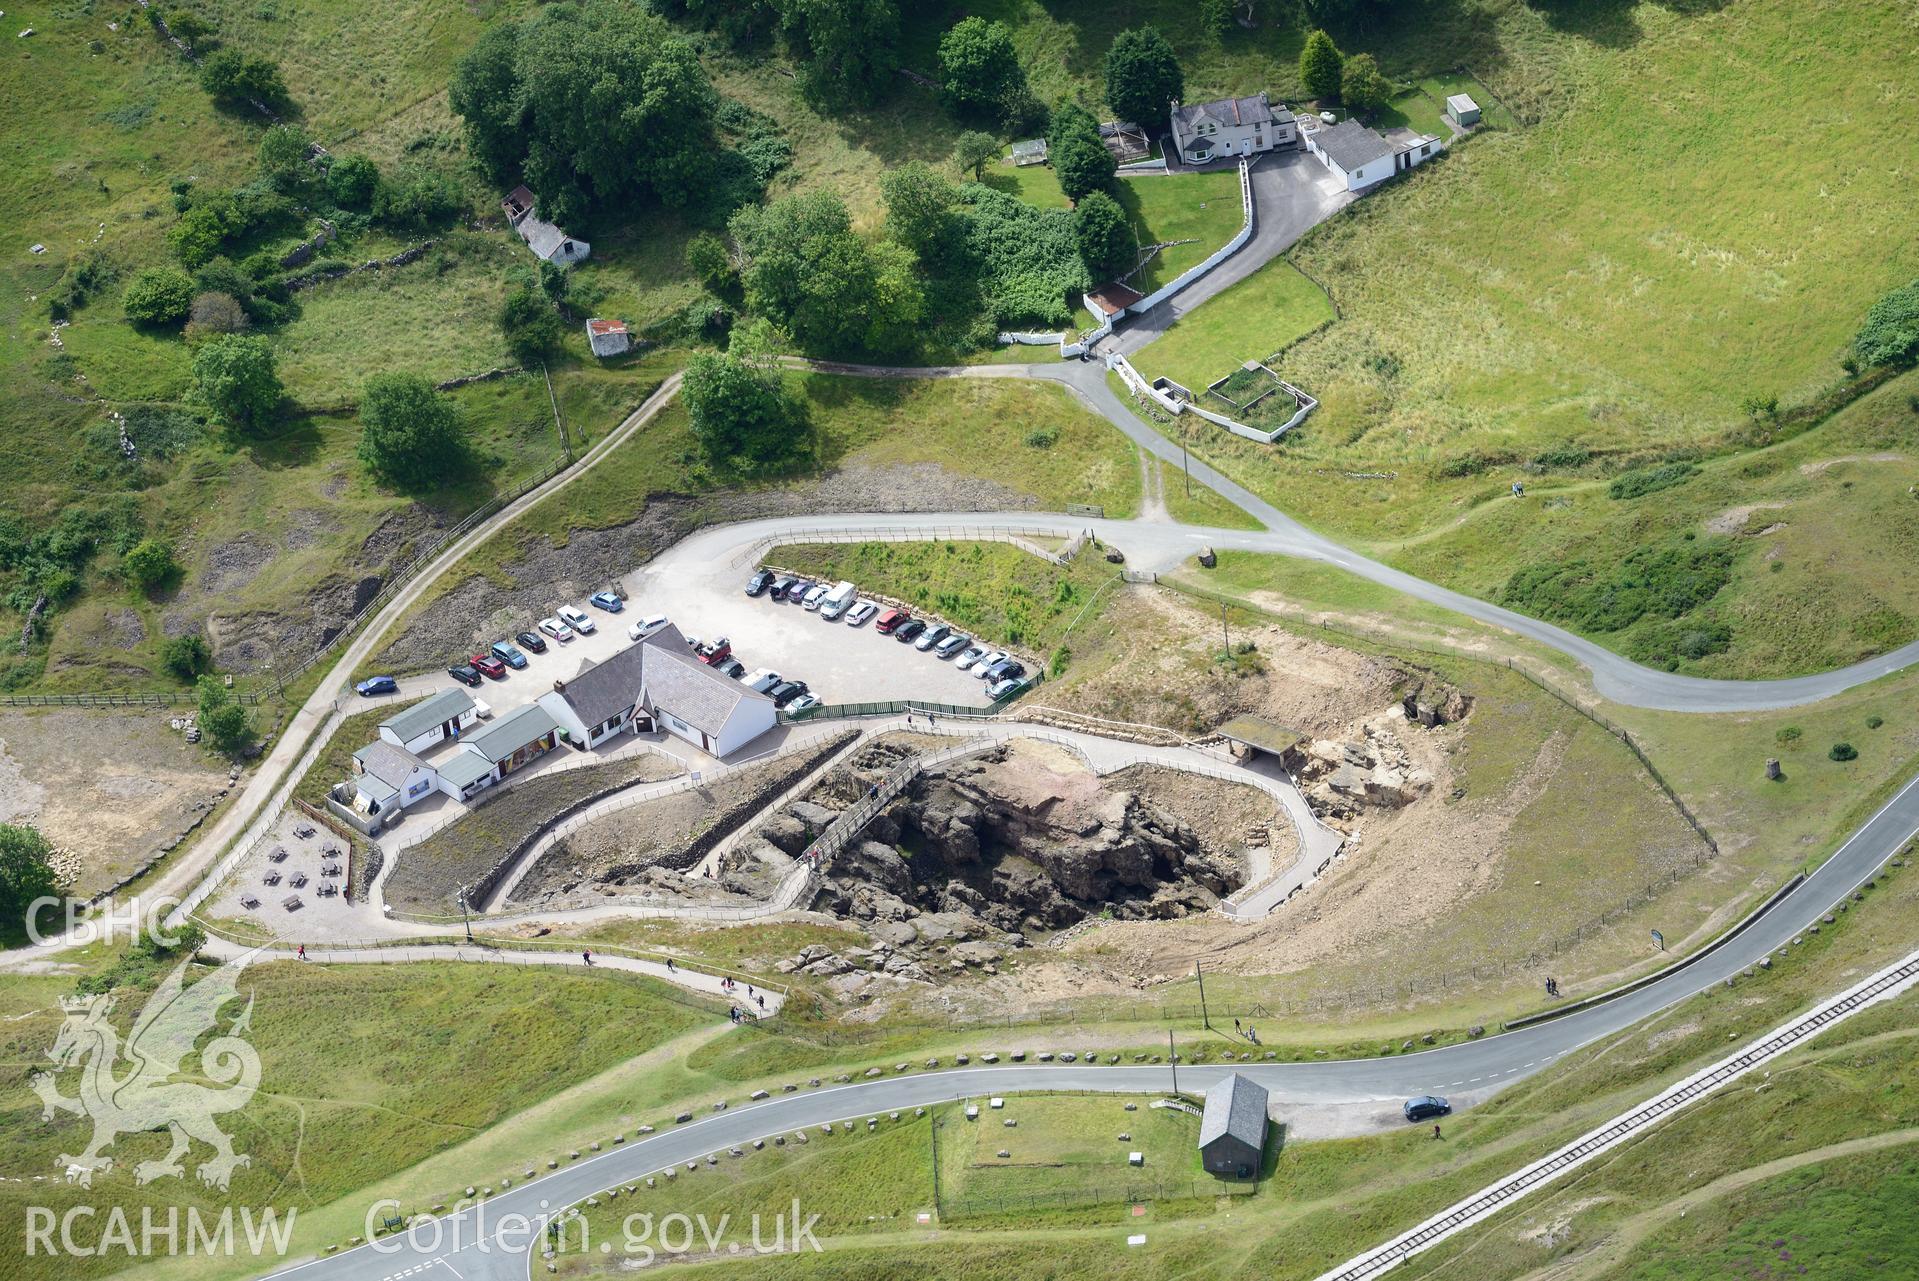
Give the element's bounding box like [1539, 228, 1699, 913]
[122, 268, 195, 327]
[258, 124, 313, 192]
[778, 0, 900, 109]
[1340, 52, 1390, 115]
[199, 49, 288, 106]
[1049, 102, 1116, 203]
[1103, 26, 1183, 129]
[938, 17, 1026, 122]
[730, 191, 923, 356]
[499, 286, 565, 366]
[881, 162, 960, 267]
[121, 538, 178, 594]
[326, 154, 380, 208]
[1299, 29, 1343, 100]
[1074, 190, 1137, 281]
[0, 824, 58, 942]
[196, 677, 253, 758]
[1854, 279, 1919, 367]
[357, 374, 470, 492]
[953, 130, 1001, 180]
[683, 323, 810, 472]
[450, 2, 720, 228]
[191, 334, 281, 434]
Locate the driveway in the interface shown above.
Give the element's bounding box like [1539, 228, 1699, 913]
[1107, 151, 1354, 357]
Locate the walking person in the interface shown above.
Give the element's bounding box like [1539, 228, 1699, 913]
[666, 957, 676, 973]
[583, 949, 594, 967]
[1433, 1124, 1442, 1140]
[756, 993, 766, 1011]
[297, 944, 306, 961]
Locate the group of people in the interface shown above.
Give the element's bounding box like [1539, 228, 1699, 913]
[1232, 1018, 1260, 1044]
[720, 974, 768, 1016]
[1544, 976, 1561, 998]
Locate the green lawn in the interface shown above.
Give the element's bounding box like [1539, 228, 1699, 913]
[983, 165, 1246, 294]
[1134, 258, 1335, 393]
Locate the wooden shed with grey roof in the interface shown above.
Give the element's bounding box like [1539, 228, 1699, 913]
[1198, 1073, 1269, 1176]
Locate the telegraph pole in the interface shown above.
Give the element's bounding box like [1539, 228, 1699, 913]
[1196, 961, 1211, 1031]
[929, 1114, 943, 1215]
[459, 884, 474, 943]
[1220, 602, 1232, 661]
[1168, 1030, 1180, 1098]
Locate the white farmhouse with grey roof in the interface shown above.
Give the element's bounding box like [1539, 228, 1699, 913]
[1305, 118, 1445, 191]
[502, 184, 589, 265]
[348, 740, 439, 818]
[1197, 1072, 1269, 1176]
[539, 644, 649, 750]
[636, 624, 776, 758]
[1168, 92, 1294, 165]
[378, 687, 478, 754]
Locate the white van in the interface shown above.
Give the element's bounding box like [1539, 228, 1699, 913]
[819, 581, 858, 620]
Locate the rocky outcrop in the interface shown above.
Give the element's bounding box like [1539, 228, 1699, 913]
[1292, 710, 1435, 824]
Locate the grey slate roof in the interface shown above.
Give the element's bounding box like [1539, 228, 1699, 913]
[551, 644, 647, 730]
[380, 687, 475, 744]
[641, 624, 767, 736]
[1171, 92, 1275, 132]
[355, 773, 399, 805]
[519, 215, 580, 261]
[462, 701, 559, 763]
[352, 740, 428, 790]
[1198, 1073, 1269, 1150]
[438, 750, 496, 790]
[1314, 118, 1394, 171]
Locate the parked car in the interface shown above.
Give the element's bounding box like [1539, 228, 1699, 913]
[745, 669, 782, 694]
[745, 569, 775, 597]
[845, 601, 878, 627]
[558, 604, 596, 634]
[955, 645, 987, 671]
[354, 676, 398, 697]
[538, 617, 575, 643]
[893, 619, 927, 643]
[699, 637, 733, 665]
[819, 581, 857, 619]
[782, 578, 814, 604]
[1402, 1096, 1451, 1124]
[767, 680, 809, 708]
[987, 675, 1027, 701]
[489, 641, 528, 669]
[589, 590, 625, 613]
[982, 658, 1025, 684]
[971, 650, 1008, 677]
[935, 633, 971, 658]
[874, 608, 909, 635]
[769, 576, 797, 601]
[787, 692, 822, 714]
[914, 623, 951, 651]
[800, 583, 829, 611]
[470, 654, 508, 680]
[714, 657, 747, 679]
[627, 614, 670, 641]
[446, 665, 483, 688]
[515, 629, 548, 654]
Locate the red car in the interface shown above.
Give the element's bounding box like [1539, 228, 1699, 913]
[469, 653, 508, 680]
[874, 608, 909, 635]
[699, 637, 733, 666]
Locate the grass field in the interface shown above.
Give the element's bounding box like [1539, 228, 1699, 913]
[1134, 258, 1335, 393]
[770, 540, 1119, 657]
[1158, 457, 1264, 531]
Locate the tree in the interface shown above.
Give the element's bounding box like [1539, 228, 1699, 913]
[196, 677, 252, 757]
[199, 49, 288, 105]
[937, 17, 1025, 121]
[1340, 52, 1389, 115]
[730, 191, 923, 356]
[186, 291, 250, 339]
[168, 203, 232, 269]
[162, 633, 212, 682]
[0, 824, 59, 941]
[191, 334, 281, 434]
[258, 124, 313, 191]
[1073, 189, 1136, 280]
[325, 153, 380, 209]
[880, 162, 959, 266]
[1103, 26, 1183, 129]
[1050, 102, 1115, 202]
[164, 10, 210, 49]
[778, 0, 899, 109]
[372, 167, 464, 231]
[450, 2, 720, 221]
[1200, 0, 1236, 39]
[1299, 29, 1342, 101]
[685, 232, 736, 294]
[122, 268, 195, 326]
[1854, 278, 1919, 368]
[121, 538, 178, 593]
[953, 130, 1000, 181]
[498, 287, 564, 367]
[356, 373, 469, 491]
[682, 325, 808, 471]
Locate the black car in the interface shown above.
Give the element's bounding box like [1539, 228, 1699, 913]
[714, 657, 747, 680]
[767, 680, 809, 708]
[515, 629, 549, 654]
[745, 569, 774, 597]
[983, 658, 1026, 684]
[447, 664, 483, 688]
[893, 618, 927, 643]
[1402, 1096, 1451, 1123]
[769, 575, 797, 601]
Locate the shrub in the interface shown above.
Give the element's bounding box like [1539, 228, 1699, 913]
[1533, 443, 1592, 470]
[1500, 537, 1734, 635]
[1866, 714, 1884, 729]
[1829, 742, 1858, 762]
[685, 232, 735, 294]
[196, 676, 253, 757]
[185, 291, 251, 339]
[120, 538, 178, 593]
[122, 267, 196, 326]
[1853, 278, 1919, 368]
[1776, 726, 1802, 748]
[1608, 462, 1699, 500]
[46, 253, 113, 321]
[163, 633, 212, 681]
[498, 287, 564, 366]
[325, 153, 380, 208]
[1299, 29, 1342, 100]
[199, 49, 288, 106]
[1024, 426, 1059, 449]
[1340, 53, 1390, 115]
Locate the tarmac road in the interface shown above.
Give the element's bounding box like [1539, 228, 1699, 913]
[251, 769, 1919, 1281]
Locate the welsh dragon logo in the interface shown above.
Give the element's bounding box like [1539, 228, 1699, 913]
[30, 950, 262, 1190]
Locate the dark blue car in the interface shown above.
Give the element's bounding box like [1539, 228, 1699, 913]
[489, 640, 528, 670]
[1402, 1096, 1451, 1123]
[354, 676, 398, 697]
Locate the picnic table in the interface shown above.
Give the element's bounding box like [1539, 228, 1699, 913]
[289, 871, 309, 888]
[240, 894, 260, 910]
[282, 895, 304, 912]
[263, 870, 281, 886]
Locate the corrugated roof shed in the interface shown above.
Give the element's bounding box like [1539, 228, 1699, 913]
[380, 688, 475, 744]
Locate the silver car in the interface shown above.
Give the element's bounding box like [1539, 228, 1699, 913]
[954, 645, 986, 671]
[972, 649, 1008, 677]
